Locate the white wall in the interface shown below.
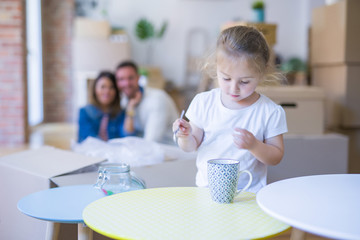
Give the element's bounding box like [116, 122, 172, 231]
[91, 0, 326, 87]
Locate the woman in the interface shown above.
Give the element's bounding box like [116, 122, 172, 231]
[78, 71, 135, 142]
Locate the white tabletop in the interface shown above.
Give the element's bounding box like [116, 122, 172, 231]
[17, 184, 104, 223]
[256, 174, 360, 240]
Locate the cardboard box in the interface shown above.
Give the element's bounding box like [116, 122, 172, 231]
[257, 86, 325, 135]
[54, 134, 349, 190]
[334, 128, 360, 173]
[74, 17, 111, 39]
[140, 66, 166, 89]
[72, 38, 131, 72]
[222, 21, 277, 46]
[312, 64, 360, 128]
[52, 155, 197, 189]
[311, 0, 360, 65]
[0, 146, 105, 240]
[268, 133, 349, 183]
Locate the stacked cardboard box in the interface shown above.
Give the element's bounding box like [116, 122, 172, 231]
[311, 0, 360, 128]
[222, 22, 277, 46]
[311, 0, 360, 173]
[257, 86, 325, 135]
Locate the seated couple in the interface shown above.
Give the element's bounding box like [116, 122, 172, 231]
[78, 61, 179, 145]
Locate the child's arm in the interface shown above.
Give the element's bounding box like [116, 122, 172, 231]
[173, 119, 204, 152]
[233, 128, 284, 166]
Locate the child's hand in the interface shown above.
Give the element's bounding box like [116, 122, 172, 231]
[233, 128, 258, 150]
[172, 119, 191, 138]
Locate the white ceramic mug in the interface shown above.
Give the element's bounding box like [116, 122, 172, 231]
[207, 159, 252, 204]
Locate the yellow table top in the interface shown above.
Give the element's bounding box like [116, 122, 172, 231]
[83, 187, 289, 240]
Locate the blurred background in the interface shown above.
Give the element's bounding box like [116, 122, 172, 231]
[1, 0, 359, 176]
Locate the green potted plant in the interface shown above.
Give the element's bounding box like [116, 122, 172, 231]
[135, 18, 167, 65]
[281, 57, 308, 85]
[251, 1, 265, 22]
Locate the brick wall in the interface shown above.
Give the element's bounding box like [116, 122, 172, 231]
[42, 0, 74, 122]
[0, 0, 28, 146]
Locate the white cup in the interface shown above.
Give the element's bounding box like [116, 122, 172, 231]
[208, 159, 252, 203]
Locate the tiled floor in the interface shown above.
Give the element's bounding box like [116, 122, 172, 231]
[1, 123, 332, 240]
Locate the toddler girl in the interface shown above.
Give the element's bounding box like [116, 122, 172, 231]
[173, 26, 288, 193]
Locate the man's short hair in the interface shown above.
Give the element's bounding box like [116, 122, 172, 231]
[116, 60, 138, 74]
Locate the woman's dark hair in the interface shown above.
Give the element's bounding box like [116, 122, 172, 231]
[90, 71, 121, 117]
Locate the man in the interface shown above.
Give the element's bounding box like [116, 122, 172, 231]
[115, 60, 179, 144]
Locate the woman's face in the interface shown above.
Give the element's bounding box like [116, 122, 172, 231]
[95, 77, 117, 106]
[217, 54, 260, 109]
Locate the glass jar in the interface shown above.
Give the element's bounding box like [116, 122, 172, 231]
[94, 163, 146, 196]
[94, 163, 123, 189]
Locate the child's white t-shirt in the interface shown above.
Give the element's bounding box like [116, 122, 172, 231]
[186, 88, 288, 193]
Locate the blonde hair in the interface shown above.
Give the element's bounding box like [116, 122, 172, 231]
[202, 26, 285, 86]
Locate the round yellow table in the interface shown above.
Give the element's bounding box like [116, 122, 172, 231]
[83, 187, 289, 240]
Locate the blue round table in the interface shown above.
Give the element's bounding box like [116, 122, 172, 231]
[18, 184, 104, 240]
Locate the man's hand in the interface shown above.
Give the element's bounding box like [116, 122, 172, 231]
[128, 90, 142, 110]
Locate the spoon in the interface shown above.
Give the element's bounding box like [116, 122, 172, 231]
[173, 110, 185, 143]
